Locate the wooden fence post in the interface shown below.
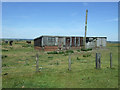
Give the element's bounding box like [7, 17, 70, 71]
[36, 53, 39, 72]
[96, 53, 98, 69]
[98, 53, 101, 69]
[68, 53, 71, 71]
[96, 53, 101, 69]
[110, 52, 112, 68]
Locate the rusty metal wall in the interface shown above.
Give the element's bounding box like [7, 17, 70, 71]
[80, 37, 83, 46]
[72, 37, 75, 46]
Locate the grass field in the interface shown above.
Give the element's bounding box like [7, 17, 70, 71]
[2, 41, 119, 88]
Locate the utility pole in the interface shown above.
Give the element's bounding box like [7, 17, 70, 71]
[84, 9, 88, 49]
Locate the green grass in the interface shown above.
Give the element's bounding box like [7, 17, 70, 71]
[2, 41, 118, 88]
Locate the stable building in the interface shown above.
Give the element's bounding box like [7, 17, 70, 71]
[34, 35, 107, 51]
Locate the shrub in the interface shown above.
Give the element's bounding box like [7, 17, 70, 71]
[58, 51, 64, 54]
[47, 50, 73, 54]
[65, 50, 74, 53]
[81, 48, 92, 51]
[47, 51, 65, 54]
[47, 51, 58, 54]
[87, 48, 92, 51]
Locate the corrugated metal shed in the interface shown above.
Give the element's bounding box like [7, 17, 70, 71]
[34, 35, 107, 51]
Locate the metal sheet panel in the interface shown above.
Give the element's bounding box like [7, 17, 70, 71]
[101, 38, 106, 47]
[86, 40, 96, 48]
[58, 37, 64, 46]
[97, 38, 101, 47]
[43, 37, 47, 46]
[55, 37, 58, 45]
[63, 37, 66, 45]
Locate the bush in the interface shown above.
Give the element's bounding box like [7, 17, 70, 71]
[47, 50, 73, 54]
[58, 51, 64, 54]
[81, 48, 92, 51]
[87, 48, 92, 51]
[47, 51, 65, 54]
[65, 50, 74, 53]
[47, 51, 58, 54]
